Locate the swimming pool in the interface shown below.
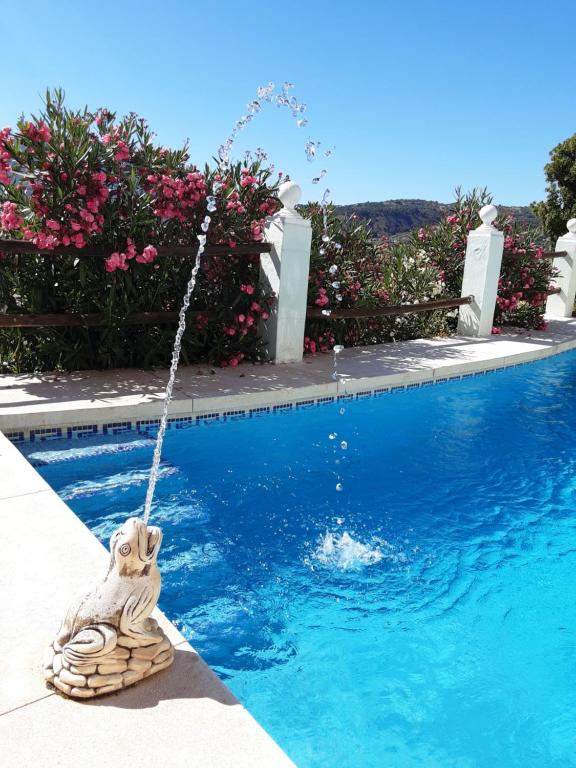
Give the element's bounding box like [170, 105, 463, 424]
[22, 352, 576, 767]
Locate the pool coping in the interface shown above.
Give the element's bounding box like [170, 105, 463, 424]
[2, 316, 576, 443]
[0, 429, 296, 766]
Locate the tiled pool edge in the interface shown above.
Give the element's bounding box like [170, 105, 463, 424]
[3, 333, 576, 444]
[0, 430, 296, 767]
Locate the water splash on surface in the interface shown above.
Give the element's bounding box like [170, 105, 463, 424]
[310, 532, 383, 571]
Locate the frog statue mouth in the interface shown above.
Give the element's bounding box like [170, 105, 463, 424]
[111, 517, 163, 566]
[143, 525, 162, 561]
[136, 519, 162, 563]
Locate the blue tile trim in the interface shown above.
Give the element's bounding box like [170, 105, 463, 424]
[169, 416, 196, 429]
[249, 407, 270, 418]
[29, 427, 63, 442]
[136, 418, 161, 433]
[67, 424, 98, 439]
[4, 430, 25, 443]
[102, 421, 132, 435]
[196, 413, 221, 424]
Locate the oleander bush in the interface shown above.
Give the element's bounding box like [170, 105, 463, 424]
[0, 89, 281, 373]
[412, 188, 557, 332]
[302, 204, 448, 353]
[303, 189, 558, 356]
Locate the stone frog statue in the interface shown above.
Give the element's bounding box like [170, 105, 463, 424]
[44, 517, 174, 698]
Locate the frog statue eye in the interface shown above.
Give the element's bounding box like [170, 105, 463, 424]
[119, 543, 131, 556]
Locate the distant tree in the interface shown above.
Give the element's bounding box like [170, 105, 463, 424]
[532, 133, 576, 243]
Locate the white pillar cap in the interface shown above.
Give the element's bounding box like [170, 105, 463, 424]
[278, 181, 302, 211]
[567, 218, 576, 235]
[478, 204, 498, 229]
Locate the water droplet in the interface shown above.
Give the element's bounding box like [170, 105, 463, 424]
[339, 407, 346, 415]
[340, 441, 348, 450]
[296, 119, 308, 128]
[319, 248, 325, 255]
[329, 265, 338, 274]
[336, 483, 343, 492]
[206, 196, 217, 212]
[336, 294, 343, 302]
[312, 170, 327, 184]
[336, 517, 344, 525]
[333, 345, 344, 354]
[329, 432, 337, 440]
[322, 235, 330, 243]
[305, 140, 320, 162]
[331, 281, 340, 289]
[197, 234, 207, 247]
[321, 309, 332, 316]
[201, 215, 211, 232]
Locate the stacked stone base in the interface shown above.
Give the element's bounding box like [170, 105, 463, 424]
[44, 629, 174, 699]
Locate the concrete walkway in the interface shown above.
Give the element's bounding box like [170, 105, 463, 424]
[2, 318, 576, 439]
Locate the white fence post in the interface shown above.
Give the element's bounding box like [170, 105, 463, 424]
[260, 181, 312, 363]
[457, 204, 504, 337]
[545, 219, 576, 318]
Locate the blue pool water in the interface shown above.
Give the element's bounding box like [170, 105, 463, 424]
[22, 354, 576, 767]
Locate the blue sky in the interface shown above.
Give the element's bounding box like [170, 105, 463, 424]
[1, 0, 575, 206]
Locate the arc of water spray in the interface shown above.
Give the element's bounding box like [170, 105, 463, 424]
[142, 82, 329, 524]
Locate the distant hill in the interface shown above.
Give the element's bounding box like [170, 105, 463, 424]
[333, 199, 538, 239]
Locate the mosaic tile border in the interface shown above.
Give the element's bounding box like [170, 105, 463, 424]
[4, 347, 575, 445]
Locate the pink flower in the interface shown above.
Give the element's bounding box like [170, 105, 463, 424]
[135, 244, 158, 264]
[105, 252, 129, 272]
[23, 121, 52, 143]
[114, 141, 130, 162]
[72, 233, 86, 248]
[491, 326, 502, 335]
[33, 231, 59, 250]
[0, 201, 23, 231]
[251, 221, 263, 241]
[418, 227, 426, 241]
[46, 219, 60, 231]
